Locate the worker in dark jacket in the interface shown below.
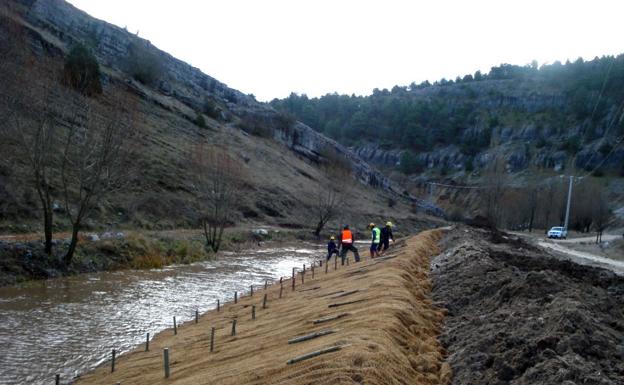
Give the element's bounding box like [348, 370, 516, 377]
[327, 236, 339, 261]
[339, 224, 360, 264]
[379, 221, 394, 255]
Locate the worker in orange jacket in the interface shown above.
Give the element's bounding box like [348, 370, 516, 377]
[339, 224, 360, 264]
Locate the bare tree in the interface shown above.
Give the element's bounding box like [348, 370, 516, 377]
[481, 157, 508, 228]
[5, 94, 58, 254]
[191, 143, 244, 252]
[59, 89, 137, 264]
[525, 182, 540, 232]
[0, 20, 59, 254]
[312, 149, 352, 238]
[593, 191, 611, 243]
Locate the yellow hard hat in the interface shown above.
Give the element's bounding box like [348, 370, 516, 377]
[369, 222, 375, 228]
[330, 236, 335, 240]
[386, 221, 393, 227]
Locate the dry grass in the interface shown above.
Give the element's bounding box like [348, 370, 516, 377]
[75, 230, 450, 385]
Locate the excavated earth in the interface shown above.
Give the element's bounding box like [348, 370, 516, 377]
[432, 226, 624, 385]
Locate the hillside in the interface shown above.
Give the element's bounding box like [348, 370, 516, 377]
[271, 57, 624, 230]
[271, 59, 624, 176]
[0, 0, 441, 239]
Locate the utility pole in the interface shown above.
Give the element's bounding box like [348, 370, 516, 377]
[563, 175, 573, 231]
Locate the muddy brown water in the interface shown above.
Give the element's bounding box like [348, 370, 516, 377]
[0, 243, 324, 385]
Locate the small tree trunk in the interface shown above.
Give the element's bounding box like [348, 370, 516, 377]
[64, 225, 80, 266]
[314, 220, 324, 238]
[43, 208, 53, 255]
[202, 219, 211, 247]
[213, 225, 225, 253]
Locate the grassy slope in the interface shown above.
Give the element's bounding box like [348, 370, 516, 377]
[0, 4, 432, 236]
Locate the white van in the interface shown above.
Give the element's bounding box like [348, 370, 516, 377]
[547, 226, 567, 239]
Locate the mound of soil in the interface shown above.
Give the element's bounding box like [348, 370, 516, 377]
[433, 228, 624, 385]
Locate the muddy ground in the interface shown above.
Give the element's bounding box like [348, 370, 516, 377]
[433, 226, 624, 385]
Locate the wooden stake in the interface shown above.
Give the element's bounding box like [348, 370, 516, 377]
[250, 285, 254, 296]
[312, 313, 350, 324]
[145, 332, 150, 351]
[279, 285, 283, 298]
[262, 293, 268, 309]
[210, 327, 215, 352]
[264, 280, 268, 290]
[217, 299, 220, 312]
[195, 309, 199, 324]
[328, 299, 367, 308]
[334, 255, 338, 270]
[163, 348, 170, 378]
[235, 291, 238, 304]
[55, 374, 60, 385]
[111, 349, 116, 373]
[231, 319, 237, 336]
[312, 265, 315, 279]
[325, 260, 329, 274]
[301, 270, 305, 285]
[331, 289, 359, 298]
[288, 329, 336, 344]
[173, 316, 177, 335]
[286, 345, 342, 365]
[252, 305, 256, 320]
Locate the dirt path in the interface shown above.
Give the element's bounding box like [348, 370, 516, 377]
[75, 230, 449, 385]
[557, 234, 620, 244]
[537, 240, 624, 275]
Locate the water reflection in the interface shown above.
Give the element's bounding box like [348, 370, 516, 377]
[0, 242, 323, 385]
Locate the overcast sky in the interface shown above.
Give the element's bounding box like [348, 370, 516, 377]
[67, 0, 623, 101]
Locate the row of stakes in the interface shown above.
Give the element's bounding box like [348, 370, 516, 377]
[53, 254, 353, 384]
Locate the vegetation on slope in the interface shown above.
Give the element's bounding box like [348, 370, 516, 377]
[271, 56, 624, 175]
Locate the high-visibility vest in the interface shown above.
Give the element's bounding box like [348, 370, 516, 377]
[372, 227, 381, 243]
[341, 229, 353, 244]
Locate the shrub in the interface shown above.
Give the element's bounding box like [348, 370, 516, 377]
[195, 112, 206, 128]
[203, 98, 221, 120]
[592, 168, 605, 177]
[399, 151, 425, 174]
[599, 143, 613, 156]
[62, 43, 102, 95]
[126, 40, 163, 86]
[562, 135, 581, 154]
[464, 157, 474, 172]
[239, 114, 274, 138]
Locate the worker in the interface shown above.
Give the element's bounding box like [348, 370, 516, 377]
[327, 236, 339, 261]
[339, 224, 360, 264]
[368, 222, 381, 258]
[379, 221, 394, 255]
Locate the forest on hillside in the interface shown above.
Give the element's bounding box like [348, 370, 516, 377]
[271, 56, 624, 175]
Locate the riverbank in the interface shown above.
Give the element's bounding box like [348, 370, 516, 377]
[0, 227, 311, 287]
[75, 230, 450, 385]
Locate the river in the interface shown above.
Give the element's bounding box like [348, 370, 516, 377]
[0, 243, 323, 385]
